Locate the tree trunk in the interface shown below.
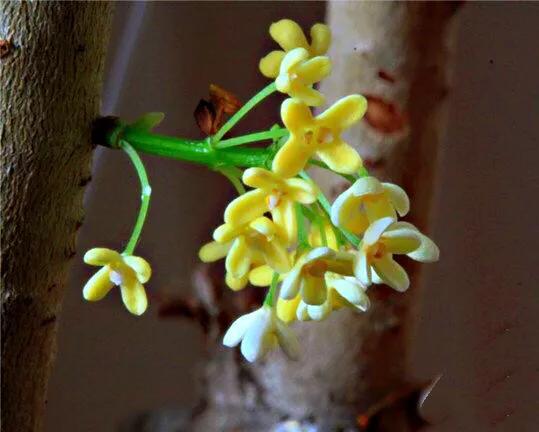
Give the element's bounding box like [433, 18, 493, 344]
[190, 3, 460, 431]
[1, 3, 112, 431]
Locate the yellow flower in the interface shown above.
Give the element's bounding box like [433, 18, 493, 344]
[297, 272, 370, 321]
[331, 176, 410, 235]
[83, 248, 151, 316]
[280, 247, 354, 305]
[273, 96, 366, 178]
[308, 219, 339, 249]
[223, 305, 300, 362]
[259, 19, 331, 78]
[211, 217, 291, 281]
[275, 48, 331, 106]
[224, 167, 317, 244]
[354, 217, 439, 292]
[276, 295, 301, 323]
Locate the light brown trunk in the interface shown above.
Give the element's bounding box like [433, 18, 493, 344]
[191, 3, 460, 431]
[1, 3, 112, 431]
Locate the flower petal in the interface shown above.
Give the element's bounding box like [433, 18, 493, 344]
[296, 56, 331, 84]
[301, 276, 327, 305]
[83, 267, 114, 301]
[249, 265, 274, 287]
[223, 310, 257, 347]
[288, 85, 325, 107]
[259, 50, 285, 78]
[382, 228, 421, 254]
[310, 23, 331, 55]
[286, 178, 317, 203]
[317, 94, 368, 131]
[354, 250, 372, 286]
[372, 255, 409, 292]
[240, 308, 274, 362]
[225, 237, 251, 278]
[224, 189, 268, 227]
[276, 296, 300, 323]
[363, 217, 394, 246]
[270, 19, 309, 52]
[280, 264, 303, 300]
[199, 240, 231, 263]
[272, 135, 312, 178]
[242, 167, 279, 190]
[331, 278, 370, 311]
[260, 238, 291, 273]
[123, 256, 152, 283]
[331, 189, 369, 234]
[279, 47, 309, 73]
[316, 138, 362, 174]
[84, 248, 121, 266]
[382, 183, 410, 217]
[249, 216, 276, 238]
[407, 232, 440, 263]
[350, 176, 383, 197]
[281, 97, 313, 132]
[364, 199, 396, 222]
[120, 281, 148, 316]
[271, 198, 296, 245]
[225, 272, 249, 291]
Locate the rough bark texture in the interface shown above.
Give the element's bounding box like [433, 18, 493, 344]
[186, 3, 461, 432]
[0, 3, 112, 431]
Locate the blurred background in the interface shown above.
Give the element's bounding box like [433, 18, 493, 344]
[45, 2, 538, 431]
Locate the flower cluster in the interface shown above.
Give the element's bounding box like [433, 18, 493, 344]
[202, 19, 439, 362]
[82, 19, 439, 365]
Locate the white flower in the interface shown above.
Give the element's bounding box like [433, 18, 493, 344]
[223, 306, 300, 362]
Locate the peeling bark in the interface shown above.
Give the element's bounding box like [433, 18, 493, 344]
[0, 3, 112, 431]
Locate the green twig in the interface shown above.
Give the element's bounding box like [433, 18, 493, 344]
[263, 272, 280, 307]
[218, 166, 246, 195]
[214, 128, 288, 149]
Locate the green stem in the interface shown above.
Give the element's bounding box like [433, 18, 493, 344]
[120, 128, 272, 169]
[212, 82, 277, 143]
[122, 141, 151, 255]
[218, 167, 246, 195]
[263, 272, 280, 307]
[295, 203, 309, 249]
[214, 128, 288, 149]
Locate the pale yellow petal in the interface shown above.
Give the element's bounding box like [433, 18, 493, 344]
[249, 265, 274, 287]
[382, 183, 410, 217]
[288, 85, 325, 107]
[276, 296, 300, 324]
[317, 94, 367, 131]
[281, 97, 313, 132]
[249, 217, 276, 238]
[123, 255, 152, 283]
[309, 23, 331, 56]
[350, 176, 383, 197]
[382, 228, 421, 255]
[199, 240, 231, 263]
[364, 199, 396, 222]
[261, 238, 291, 273]
[242, 167, 279, 190]
[272, 135, 312, 178]
[259, 50, 285, 78]
[354, 250, 372, 286]
[120, 281, 148, 316]
[407, 233, 440, 263]
[225, 237, 251, 278]
[271, 198, 296, 245]
[372, 255, 409, 292]
[280, 264, 303, 300]
[285, 178, 317, 203]
[84, 248, 121, 266]
[224, 189, 268, 227]
[301, 276, 327, 305]
[83, 267, 114, 301]
[363, 217, 394, 246]
[225, 272, 249, 291]
[295, 56, 331, 84]
[316, 139, 362, 175]
[331, 189, 369, 234]
[270, 19, 309, 51]
[279, 47, 309, 73]
[213, 223, 242, 243]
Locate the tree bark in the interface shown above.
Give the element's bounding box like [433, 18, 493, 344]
[1, 3, 112, 431]
[189, 3, 460, 432]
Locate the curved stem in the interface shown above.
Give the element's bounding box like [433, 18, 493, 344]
[212, 82, 277, 143]
[218, 167, 246, 195]
[263, 272, 280, 307]
[215, 127, 288, 149]
[122, 141, 151, 255]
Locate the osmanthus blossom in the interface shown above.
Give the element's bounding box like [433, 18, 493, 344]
[296, 272, 370, 321]
[212, 217, 291, 280]
[273, 96, 367, 178]
[275, 47, 331, 106]
[354, 217, 439, 292]
[83, 248, 151, 316]
[259, 19, 331, 79]
[224, 167, 317, 243]
[331, 176, 410, 235]
[279, 247, 355, 306]
[223, 305, 300, 362]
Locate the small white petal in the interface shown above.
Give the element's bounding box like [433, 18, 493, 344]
[363, 217, 394, 246]
[223, 310, 258, 347]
